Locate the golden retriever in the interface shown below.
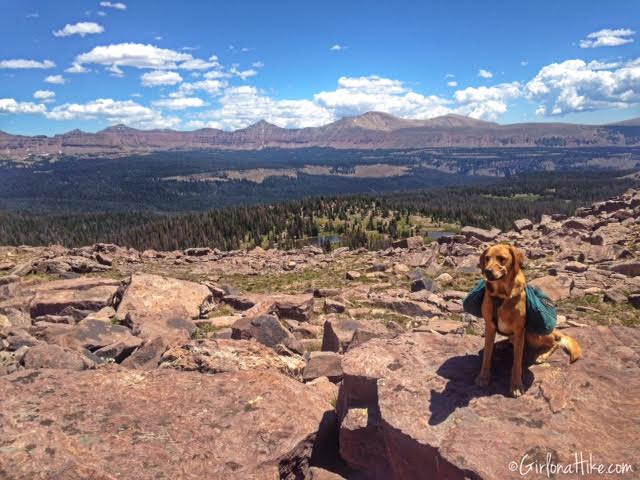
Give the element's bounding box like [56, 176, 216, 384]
[475, 244, 582, 397]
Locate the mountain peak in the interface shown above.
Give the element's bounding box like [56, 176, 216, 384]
[424, 114, 497, 128]
[241, 120, 281, 131]
[333, 111, 416, 131]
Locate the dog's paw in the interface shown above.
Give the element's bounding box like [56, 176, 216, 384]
[510, 383, 524, 398]
[475, 374, 490, 387]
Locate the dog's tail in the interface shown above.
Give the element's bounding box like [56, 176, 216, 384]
[554, 331, 582, 363]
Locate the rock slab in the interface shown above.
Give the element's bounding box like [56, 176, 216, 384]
[338, 327, 639, 480]
[0, 367, 333, 480]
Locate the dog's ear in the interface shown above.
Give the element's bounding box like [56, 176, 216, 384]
[479, 247, 489, 270]
[509, 246, 525, 273]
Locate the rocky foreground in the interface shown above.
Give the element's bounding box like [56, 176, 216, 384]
[1, 189, 639, 479]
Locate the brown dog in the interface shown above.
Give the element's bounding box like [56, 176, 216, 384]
[475, 244, 582, 397]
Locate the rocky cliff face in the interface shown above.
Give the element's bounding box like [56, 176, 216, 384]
[0, 188, 639, 479]
[2, 112, 639, 160]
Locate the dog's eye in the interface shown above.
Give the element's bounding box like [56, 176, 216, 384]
[497, 256, 506, 263]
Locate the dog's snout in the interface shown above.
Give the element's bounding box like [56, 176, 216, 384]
[484, 268, 493, 277]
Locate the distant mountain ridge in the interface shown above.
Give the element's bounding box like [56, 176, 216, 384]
[1, 112, 639, 160]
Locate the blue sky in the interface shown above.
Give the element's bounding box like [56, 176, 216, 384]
[1, 0, 639, 135]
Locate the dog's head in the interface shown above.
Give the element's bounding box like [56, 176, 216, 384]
[479, 244, 524, 282]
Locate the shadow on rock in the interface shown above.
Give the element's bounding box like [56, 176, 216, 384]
[428, 340, 536, 425]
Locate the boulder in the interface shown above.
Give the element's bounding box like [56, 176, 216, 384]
[609, 261, 640, 277]
[562, 217, 594, 231]
[0, 368, 333, 480]
[410, 276, 436, 292]
[117, 273, 211, 341]
[338, 327, 639, 480]
[21, 344, 94, 370]
[629, 294, 640, 310]
[391, 236, 424, 249]
[52, 318, 142, 358]
[303, 352, 343, 383]
[184, 247, 212, 256]
[272, 293, 314, 321]
[564, 261, 588, 273]
[160, 338, 304, 377]
[346, 271, 361, 280]
[231, 314, 303, 354]
[528, 275, 573, 301]
[324, 299, 346, 314]
[461, 226, 501, 242]
[513, 218, 533, 232]
[322, 317, 361, 353]
[121, 336, 169, 370]
[29, 277, 120, 318]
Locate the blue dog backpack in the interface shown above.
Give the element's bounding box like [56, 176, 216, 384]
[463, 280, 557, 335]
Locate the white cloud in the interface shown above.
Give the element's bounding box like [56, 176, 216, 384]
[0, 59, 55, 69]
[203, 70, 229, 80]
[75, 43, 193, 72]
[198, 85, 335, 130]
[252, 61, 264, 68]
[152, 97, 204, 110]
[314, 75, 451, 119]
[53, 22, 104, 37]
[330, 44, 345, 51]
[97, 11, 107, 16]
[0, 98, 47, 114]
[579, 28, 635, 48]
[141, 70, 183, 86]
[179, 55, 220, 70]
[174, 79, 227, 96]
[445, 73, 455, 78]
[229, 67, 257, 80]
[520, 60, 528, 66]
[65, 63, 89, 74]
[100, 1, 126, 10]
[526, 57, 640, 115]
[447, 80, 458, 87]
[45, 75, 66, 84]
[45, 98, 179, 129]
[478, 69, 493, 79]
[33, 90, 56, 103]
[454, 82, 521, 120]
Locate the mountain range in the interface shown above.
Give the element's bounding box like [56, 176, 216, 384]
[1, 112, 639, 160]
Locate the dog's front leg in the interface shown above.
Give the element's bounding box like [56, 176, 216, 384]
[510, 329, 525, 397]
[475, 319, 496, 387]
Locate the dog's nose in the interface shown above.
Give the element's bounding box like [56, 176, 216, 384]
[484, 268, 494, 279]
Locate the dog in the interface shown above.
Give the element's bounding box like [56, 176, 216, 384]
[475, 244, 582, 397]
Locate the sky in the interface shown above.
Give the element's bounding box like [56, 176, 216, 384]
[0, 0, 639, 135]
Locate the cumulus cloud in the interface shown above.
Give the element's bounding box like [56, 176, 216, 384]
[100, 1, 126, 10]
[454, 82, 521, 120]
[65, 63, 89, 74]
[252, 61, 264, 68]
[179, 55, 220, 70]
[45, 75, 66, 84]
[478, 69, 493, 79]
[33, 90, 56, 103]
[45, 98, 179, 129]
[53, 22, 104, 37]
[152, 97, 204, 110]
[198, 85, 335, 130]
[579, 28, 635, 48]
[141, 70, 183, 86]
[174, 79, 227, 96]
[75, 43, 193, 72]
[0, 59, 55, 69]
[447, 80, 458, 87]
[229, 67, 257, 80]
[314, 75, 451, 119]
[526, 58, 640, 115]
[330, 44, 345, 51]
[0, 98, 47, 114]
